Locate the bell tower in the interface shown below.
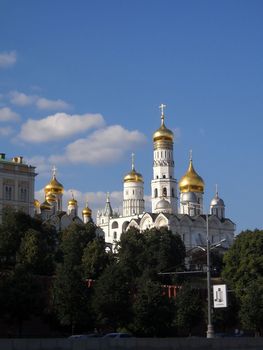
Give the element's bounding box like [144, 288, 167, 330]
[151, 104, 178, 213]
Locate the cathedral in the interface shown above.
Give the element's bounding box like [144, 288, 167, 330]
[96, 105, 235, 250]
[1, 104, 234, 251]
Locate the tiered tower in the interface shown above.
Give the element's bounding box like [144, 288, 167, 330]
[123, 153, 144, 217]
[151, 104, 178, 214]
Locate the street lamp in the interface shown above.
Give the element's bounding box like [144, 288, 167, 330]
[206, 213, 214, 338]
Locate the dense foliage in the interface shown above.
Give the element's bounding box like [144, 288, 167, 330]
[0, 208, 262, 337]
[222, 229, 263, 335]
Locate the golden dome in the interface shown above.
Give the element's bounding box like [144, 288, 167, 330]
[179, 159, 205, 193]
[68, 198, 77, 206]
[153, 114, 173, 143]
[124, 168, 143, 183]
[34, 199, 40, 208]
[40, 200, 52, 211]
[123, 153, 143, 183]
[82, 204, 92, 216]
[44, 172, 64, 195]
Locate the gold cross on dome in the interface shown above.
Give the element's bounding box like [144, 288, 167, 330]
[131, 152, 135, 170]
[52, 165, 57, 177]
[159, 103, 166, 116]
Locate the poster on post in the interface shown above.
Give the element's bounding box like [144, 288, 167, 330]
[213, 284, 227, 308]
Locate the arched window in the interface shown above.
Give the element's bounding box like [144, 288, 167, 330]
[163, 175, 166, 179]
[163, 187, 167, 197]
[154, 188, 158, 198]
[122, 221, 129, 232]
[112, 221, 119, 229]
[172, 188, 175, 197]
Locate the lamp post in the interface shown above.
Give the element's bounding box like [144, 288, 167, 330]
[206, 214, 214, 338]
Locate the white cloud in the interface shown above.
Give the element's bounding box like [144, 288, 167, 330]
[49, 125, 147, 165]
[0, 107, 20, 122]
[9, 91, 70, 110]
[9, 91, 36, 106]
[19, 112, 105, 142]
[36, 97, 70, 110]
[0, 51, 17, 68]
[0, 126, 14, 136]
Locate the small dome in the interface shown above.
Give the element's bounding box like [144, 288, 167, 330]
[40, 200, 52, 211]
[153, 115, 173, 143]
[68, 198, 78, 206]
[181, 191, 197, 203]
[124, 168, 143, 183]
[34, 199, 40, 208]
[82, 205, 92, 216]
[44, 173, 64, 195]
[179, 159, 204, 193]
[211, 193, 225, 207]
[156, 198, 171, 210]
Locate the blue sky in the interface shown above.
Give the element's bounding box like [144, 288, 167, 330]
[0, 0, 262, 232]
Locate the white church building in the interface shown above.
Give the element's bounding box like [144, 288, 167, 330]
[96, 104, 235, 250]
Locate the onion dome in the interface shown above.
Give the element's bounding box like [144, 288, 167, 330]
[210, 190, 225, 207]
[68, 198, 77, 206]
[156, 198, 171, 210]
[44, 168, 64, 195]
[40, 200, 52, 211]
[124, 169, 143, 183]
[123, 153, 143, 183]
[179, 157, 204, 193]
[82, 201, 92, 217]
[34, 199, 40, 208]
[153, 104, 173, 144]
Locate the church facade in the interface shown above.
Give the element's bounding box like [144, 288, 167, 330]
[96, 105, 235, 250]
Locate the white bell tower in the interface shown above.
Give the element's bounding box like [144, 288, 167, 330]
[151, 104, 178, 214]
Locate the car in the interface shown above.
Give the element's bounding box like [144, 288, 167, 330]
[68, 333, 101, 340]
[102, 332, 133, 339]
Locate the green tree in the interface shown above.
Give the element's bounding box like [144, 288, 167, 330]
[239, 279, 263, 336]
[222, 229, 263, 296]
[0, 207, 56, 271]
[174, 283, 204, 336]
[59, 222, 96, 265]
[117, 227, 146, 280]
[132, 279, 175, 337]
[53, 262, 91, 334]
[82, 236, 111, 279]
[92, 263, 132, 331]
[0, 265, 42, 336]
[143, 228, 185, 279]
[222, 229, 263, 335]
[118, 227, 186, 282]
[52, 222, 96, 333]
[17, 228, 55, 275]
